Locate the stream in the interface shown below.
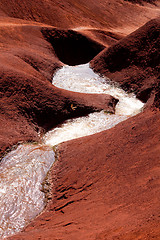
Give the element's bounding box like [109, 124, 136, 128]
[0, 63, 144, 239]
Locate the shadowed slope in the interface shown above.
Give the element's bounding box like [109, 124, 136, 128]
[6, 18, 160, 240]
[0, 22, 116, 157]
[8, 110, 160, 240]
[125, 0, 156, 4]
[41, 28, 105, 65]
[73, 28, 123, 48]
[91, 18, 160, 105]
[0, 1, 159, 239]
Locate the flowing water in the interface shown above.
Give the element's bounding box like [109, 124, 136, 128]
[0, 63, 144, 238]
[51, 63, 143, 116]
[0, 145, 55, 239]
[44, 63, 144, 146]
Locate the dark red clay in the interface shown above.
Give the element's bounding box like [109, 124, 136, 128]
[0, 0, 159, 239]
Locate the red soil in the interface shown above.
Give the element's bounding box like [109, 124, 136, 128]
[125, 0, 156, 4]
[77, 29, 123, 48]
[0, 0, 159, 31]
[41, 28, 105, 65]
[90, 18, 160, 106]
[0, 0, 159, 239]
[0, 22, 117, 157]
[8, 109, 160, 240]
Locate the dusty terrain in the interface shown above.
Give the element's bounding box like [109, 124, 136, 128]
[0, 21, 117, 157]
[90, 18, 160, 106]
[0, 0, 159, 239]
[9, 109, 160, 240]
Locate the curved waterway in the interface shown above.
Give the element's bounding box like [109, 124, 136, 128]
[0, 145, 55, 239]
[0, 63, 144, 239]
[44, 63, 144, 145]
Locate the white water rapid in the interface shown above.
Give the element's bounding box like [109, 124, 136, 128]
[44, 63, 144, 146]
[0, 63, 144, 239]
[0, 145, 55, 239]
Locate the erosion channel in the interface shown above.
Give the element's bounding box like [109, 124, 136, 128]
[0, 63, 144, 239]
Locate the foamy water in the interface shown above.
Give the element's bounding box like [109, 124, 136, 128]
[0, 144, 55, 239]
[52, 63, 144, 116]
[44, 63, 144, 146]
[44, 111, 128, 146]
[0, 63, 144, 238]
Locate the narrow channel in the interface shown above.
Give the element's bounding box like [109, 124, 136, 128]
[0, 63, 144, 239]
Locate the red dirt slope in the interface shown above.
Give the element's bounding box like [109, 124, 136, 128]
[0, 0, 159, 239]
[90, 18, 160, 105]
[0, 0, 159, 32]
[0, 21, 118, 158]
[5, 13, 160, 239]
[41, 28, 105, 65]
[8, 109, 160, 240]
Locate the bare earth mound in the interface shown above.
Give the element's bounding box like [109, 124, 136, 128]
[0, 22, 116, 158]
[0, 0, 159, 31]
[90, 18, 160, 106]
[8, 110, 160, 240]
[7, 18, 160, 240]
[0, 0, 159, 239]
[41, 28, 105, 65]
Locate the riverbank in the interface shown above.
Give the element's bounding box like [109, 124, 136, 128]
[0, 63, 144, 238]
[0, 1, 159, 239]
